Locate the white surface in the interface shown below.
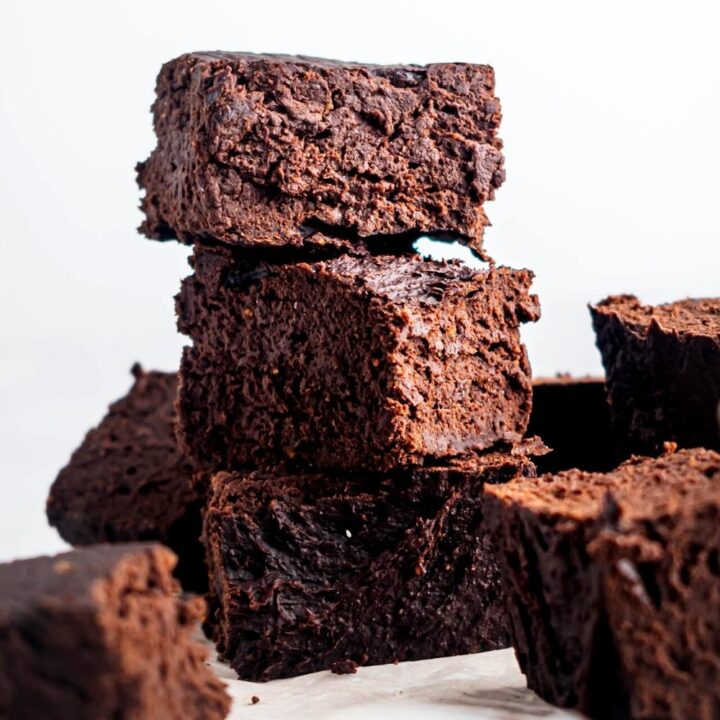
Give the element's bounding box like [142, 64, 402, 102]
[208, 643, 579, 720]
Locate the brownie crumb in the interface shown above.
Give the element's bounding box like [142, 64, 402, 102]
[331, 659, 359, 675]
[250, 696, 260, 705]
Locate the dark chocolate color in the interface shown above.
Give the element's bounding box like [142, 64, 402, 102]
[203, 451, 537, 681]
[0, 544, 229, 720]
[47, 366, 207, 591]
[529, 375, 614, 473]
[591, 295, 720, 458]
[485, 448, 720, 719]
[177, 245, 539, 472]
[138, 52, 504, 254]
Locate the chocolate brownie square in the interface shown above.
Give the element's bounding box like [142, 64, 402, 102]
[46, 366, 207, 591]
[528, 375, 614, 473]
[591, 295, 720, 458]
[177, 245, 539, 472]
[485, 447, 720, 719]
[203, 449, 537, 680]
[137, 52, 504, 254]
[592, 481, 720, 720]
[0, 544, 229, 720]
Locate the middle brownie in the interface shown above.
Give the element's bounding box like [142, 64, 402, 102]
[203, 450, 537, 680]
[177, 244, 539, 472]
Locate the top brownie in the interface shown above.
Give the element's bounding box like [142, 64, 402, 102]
[138, 52, 503, 254]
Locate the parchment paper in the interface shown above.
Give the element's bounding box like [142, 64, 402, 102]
[203, 639, 581, 720]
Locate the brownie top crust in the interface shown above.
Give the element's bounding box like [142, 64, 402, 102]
[229, 252, 538, 311]
[0, 543, 175, 615]
[486, 448, 720, 522]
[138, 51, 503, 253]
[593, 295, 720, 337]
[195, 245, 539, 320]
[191, 51, 491, 72]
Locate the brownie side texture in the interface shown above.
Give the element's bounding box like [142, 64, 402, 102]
[485, 448, 720, 719]
[177, 245, 539, 472]
[528, 375, 615, 473]
[0, 544, 230, 720]
[137, 52, 504, 254]
[591, 295, 720, 458]
[592, 484, 720, 720]
[203, 451, 537, 681]
[46, 366, 207, 591]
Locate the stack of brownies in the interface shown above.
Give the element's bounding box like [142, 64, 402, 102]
[50, 53, 545, 680]
[38, 50, 720, 720]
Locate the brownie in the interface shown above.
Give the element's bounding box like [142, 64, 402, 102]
[528, 375, 614, 473]
[202, 449, 538, 681]
[591, 295, 720, 458]
[177, 245, 539, 472]
[484, 447, 720, 719]
[138, 52, 504, 254]
[0, 544, 230, 720]
[46, 366, 207, 591]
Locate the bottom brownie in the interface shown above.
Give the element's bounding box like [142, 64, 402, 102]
[46, 366, 207, 591]
[485, 447, 720, 719]
[203, 449, 537, 681]
[0, 543, 229, 720]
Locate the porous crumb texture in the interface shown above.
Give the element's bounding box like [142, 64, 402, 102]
[46, 366, 207, 591]
[529, 376, 614, 473]
[177, 245, 539, 472]
[593, 485, 720, 720]
[203, 452, 537, 681]
[0, 544, 230, 720]
[138, 52, 504, 253]
[591, 295, 720, 458]
[485, 448, 720, 719]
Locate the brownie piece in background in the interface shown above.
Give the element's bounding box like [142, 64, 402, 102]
[591, 295, 720, 458]
[46, 366, 207, 591]
[528, 375, 614, 473]
[138, 52, 504, 254]
[0, 544, 230, 720]
[203, 449, 538, 681]
[484, 447, 720, 719]
[177, 245, 539, 472]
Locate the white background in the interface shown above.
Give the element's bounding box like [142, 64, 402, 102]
[1, 0, 719, 561]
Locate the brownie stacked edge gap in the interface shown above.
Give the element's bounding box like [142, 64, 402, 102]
[485, 447, 720, 720]
[137, 52, 544, 679]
